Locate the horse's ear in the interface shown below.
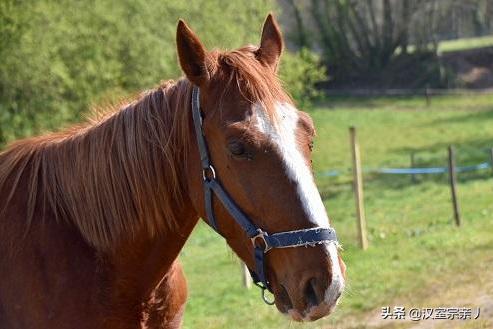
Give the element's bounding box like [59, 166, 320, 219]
[176, 20, 209, 86]
[256, 13, 283, 71]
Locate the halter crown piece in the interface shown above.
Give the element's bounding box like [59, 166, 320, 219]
[191, 87, 338, 305]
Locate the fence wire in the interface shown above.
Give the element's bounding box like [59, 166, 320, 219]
[317, 161, 491, 177]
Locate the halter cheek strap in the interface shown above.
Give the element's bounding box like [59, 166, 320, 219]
[191, 86, 338, 303]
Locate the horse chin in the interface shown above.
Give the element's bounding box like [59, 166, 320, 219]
[282, 303, 336, 322]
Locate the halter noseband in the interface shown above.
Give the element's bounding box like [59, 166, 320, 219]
[191, 87, 338, 304]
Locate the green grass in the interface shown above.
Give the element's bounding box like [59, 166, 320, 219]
[395, 35, 493, 56]
[180, 94, 493, 329]
[438, 35, 493, 53]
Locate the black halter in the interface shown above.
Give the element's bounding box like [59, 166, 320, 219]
[191, 87, 338, 304]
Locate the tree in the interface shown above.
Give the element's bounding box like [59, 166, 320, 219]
[283, 0, 493, 87]
[306, 0, 439, 82]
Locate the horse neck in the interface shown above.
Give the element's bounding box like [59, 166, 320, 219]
[101, 80, 200, 300]
[6, 79, 199, 252]
[0, 80, 201, 313]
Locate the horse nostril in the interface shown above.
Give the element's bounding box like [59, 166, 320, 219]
[304, 277, 320, 308]
[279, 284, 293, 311]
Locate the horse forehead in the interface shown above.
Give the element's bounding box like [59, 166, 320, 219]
[252, 102, 300, 136]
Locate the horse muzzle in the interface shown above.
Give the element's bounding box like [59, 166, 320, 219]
[271, 244, 346, 322]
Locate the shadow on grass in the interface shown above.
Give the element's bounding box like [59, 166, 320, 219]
[318, 167, 491, 200]
[425, 108, 493, 125]
[364, 170, 491, 191]
[316, 95, 427, 110]
[319, 170, 492, 203]
[318, 137, 493, 196]
[396, 137, 492, 163]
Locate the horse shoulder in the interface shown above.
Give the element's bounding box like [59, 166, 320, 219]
[141, 260, 188, 329]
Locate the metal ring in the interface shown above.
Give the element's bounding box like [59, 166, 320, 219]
[261, 287, 275, 305]
[202, 165, 216, 181]
[251, 230, 272, 253]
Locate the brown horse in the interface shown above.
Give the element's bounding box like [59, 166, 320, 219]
[0, 14, 345, 329]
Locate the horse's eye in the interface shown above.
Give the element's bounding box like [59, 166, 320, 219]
[228, 141, 246, 157]
[308, 141, 314, 151]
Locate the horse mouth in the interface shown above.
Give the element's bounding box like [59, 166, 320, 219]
[282, 301, 338, 322]
[274, 277, 344, 322]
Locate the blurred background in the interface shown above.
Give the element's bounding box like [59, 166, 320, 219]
[1, 1, 492, 328]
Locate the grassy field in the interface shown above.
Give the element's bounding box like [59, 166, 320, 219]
[180, 94, 493, 329]
[439, 35, 493, 53]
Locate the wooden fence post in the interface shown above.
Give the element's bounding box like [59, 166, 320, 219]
[447, 146, 461, 227]
[490, 148, 493, 176]
[410, 151, 417, 183]
[425, 85, 431, 107]
[241, 261, 251, 288]
[350, 127, 368, 250]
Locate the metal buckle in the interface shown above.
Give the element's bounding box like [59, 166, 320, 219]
[251, 230, 272, 253]
[253, 281, 275, 305]
[202, 165, 216, 181]
[261, 286, 275, 305]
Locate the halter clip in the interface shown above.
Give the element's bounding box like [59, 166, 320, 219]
[251, 229, 272, 253]
[202, 165, 216, 181]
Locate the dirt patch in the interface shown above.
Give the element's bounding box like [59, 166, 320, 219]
[323, 46, 493, 90]
[441, 47, 493, 89]
[336, 257, 493, 329]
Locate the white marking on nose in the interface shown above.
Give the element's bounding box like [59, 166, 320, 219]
[254, 102, 328, 229]
[324, 242, 344, 304]
[254, 102, 345, 305]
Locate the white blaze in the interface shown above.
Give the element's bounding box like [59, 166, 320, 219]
[254, 102, 345, 308]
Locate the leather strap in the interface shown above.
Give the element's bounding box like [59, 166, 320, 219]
[190, 85, 338, 295]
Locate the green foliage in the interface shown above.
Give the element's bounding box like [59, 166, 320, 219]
[0, 0, 275, 145]
[279, 48, 327, 109]
[438, 35, 493, 53]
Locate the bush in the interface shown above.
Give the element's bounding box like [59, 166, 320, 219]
[0, 1, 326, 146]
[0, 0, 273, 145]
[279, 48, 327, 109]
